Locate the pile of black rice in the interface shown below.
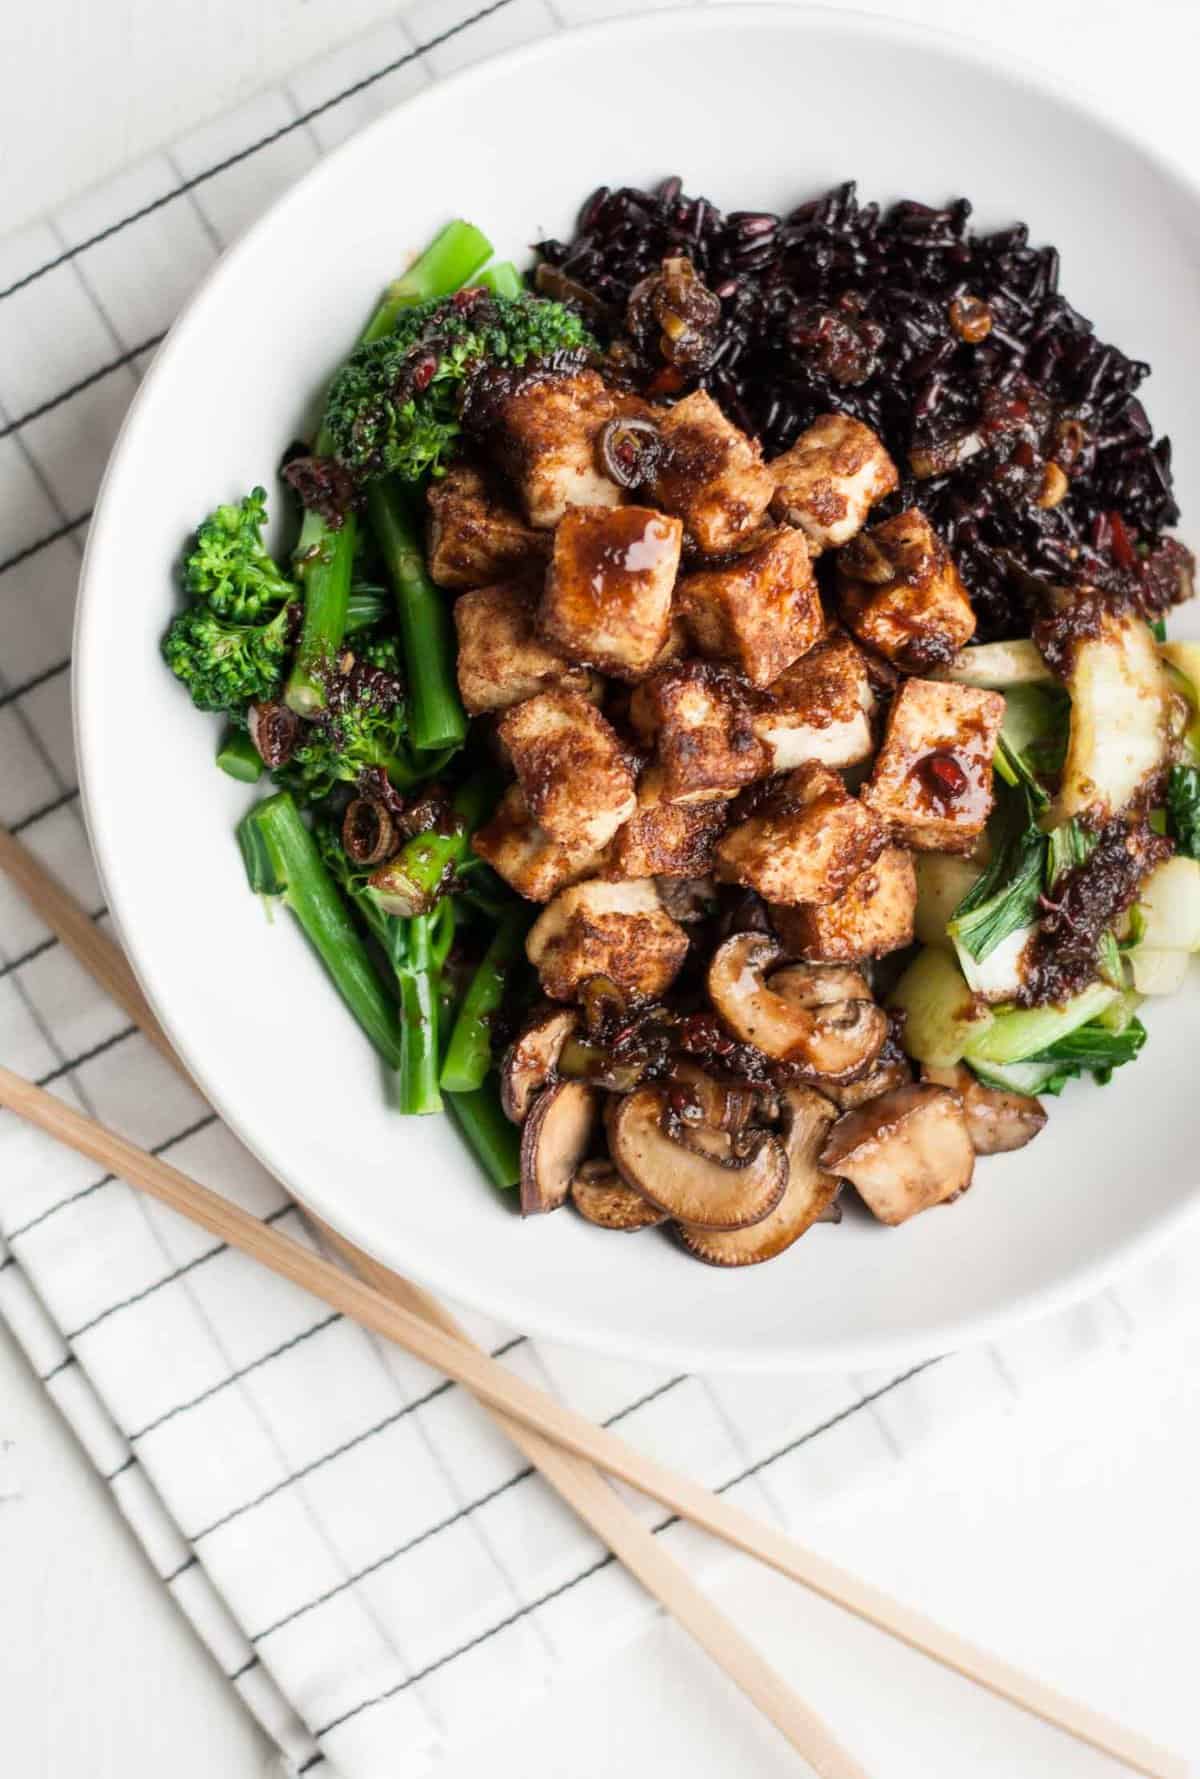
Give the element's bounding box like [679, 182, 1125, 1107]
[536, 178, 1187, 642]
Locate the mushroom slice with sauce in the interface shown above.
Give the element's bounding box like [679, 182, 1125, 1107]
[605, 1088, 787, 1230]
[678, 1087, 841, 1267]
[921, 1064, 1047, 1155]
[768, 963, 872, 1008]
[570, 1159, 667, 1232]
[820, 1082, 974, 1225]
[707, 933, 887, 1082]
[520, 1081, 596, 1216]
[501, 1006, 579, 1123]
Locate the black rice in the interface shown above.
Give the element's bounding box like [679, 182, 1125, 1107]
[537, 178, 1186, 640]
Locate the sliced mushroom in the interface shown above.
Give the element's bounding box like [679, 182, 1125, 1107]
[820, 1083, 974, 1226]
[606, 1088, 787, 1230]
[570, 1159, 667, 1232]
[500, 1006, 579, 1123]
[667, 1061, 759, 1137]
[520, 1081, 596, 1216]
[769, 963, 872, 1008]
[707, 933, 887, 1082]
[921, 1064, 1047, 1156]
[678, 1087, 841, 1267]
[813, 1047, 913, 1111]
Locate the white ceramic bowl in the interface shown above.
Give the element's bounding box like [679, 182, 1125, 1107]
[76, 6, 1200, 1371]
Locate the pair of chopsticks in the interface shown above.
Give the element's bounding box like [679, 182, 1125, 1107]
[0, 821, 1184, 1779]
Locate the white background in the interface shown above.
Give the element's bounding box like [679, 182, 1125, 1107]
[3, 2, 1200, 1776]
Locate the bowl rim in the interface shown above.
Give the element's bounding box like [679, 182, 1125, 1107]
[73, 2, 1200, 1371]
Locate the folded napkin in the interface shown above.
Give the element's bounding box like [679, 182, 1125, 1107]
[1, 4, 1197, 1773]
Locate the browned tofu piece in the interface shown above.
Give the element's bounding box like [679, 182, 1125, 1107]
[526, 878, 690, 1002]
[492, 369, 624, 528]
[751, 632, 876, 771]
[453, 580, 600, 715]
[716, 763, 886, 905]
[770, 413, 898, 553]
[771, 847, 917, 961]
[862, 678, 1004, 852]
[649, 391, 774, 553]
[498, 691, 636, 852]
[837, 508, 976, 671]
[606, 768, 728, 879]
[539, 506, 683, 680]
[425, 462, 547, 589]
[471, 783, 607, 902]
[676, 527, 823, 688]
[629, 661, 767, 804]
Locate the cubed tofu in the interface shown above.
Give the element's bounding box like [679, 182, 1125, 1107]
[862, 678, 1004, 852]
[526, 878, 690, 1002]
[716, 762, 886, 905]
[751, 632, 876, 771]
[676, 527, 822, 688]
[771, 847, 917, 961]
[498, 690, 636, 851]
[838, 509, 976, 671]
[425, 462, 547, 589]
[539, 506, 683, 680]
[629, 661, 768, 804]
[770, 413, 898, 553]
[472, 782, 607, 902]
[493, 369, 624, 528]
[453, 579, 600, 714]
[649, 391, 774, 553]
[606, 768, 728, 878]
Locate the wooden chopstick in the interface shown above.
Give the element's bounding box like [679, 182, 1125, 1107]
[0, 1065, 1184, 1779]
[0, 826, 863, 1778]
[0, 824, 1184, 1779]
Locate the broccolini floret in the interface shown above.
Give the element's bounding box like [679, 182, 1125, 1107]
[183, 487, 295, 619]
[275, 642, 411, 804]
[161, 600, 294, 715]
[324, 291, 595, 484]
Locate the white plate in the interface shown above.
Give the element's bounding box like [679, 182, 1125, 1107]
[75, 6, 1200, 1371]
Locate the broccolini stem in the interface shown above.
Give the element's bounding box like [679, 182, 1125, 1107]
[238, 792, 402, 1070]
[366, 479, 467, 752]
[478, 260, 523, 298]
[216, 728, 262, 783]
[396, 913, 443, 1116]
[362, 221, 493, 345]
[285, 511, 358, 717]
[440, 910, 526, 1093]
[447, 1080, 522, 1189]
[369, 774, 498, 918]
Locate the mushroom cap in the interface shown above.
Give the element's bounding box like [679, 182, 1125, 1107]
[707, 932, 887, 1080]
[501, 1006, 579, 1124]
[921, 1064, 1047, 1155]
[820, 1082, 974, 1225]
[520, 1081, 596, 1215]
[678, 1086, 841, 1266]
[570, 1160, 667, 1231]
[605, 1087, 787, 1230]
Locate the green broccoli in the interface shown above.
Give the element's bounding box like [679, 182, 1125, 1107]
[324, 291, 595, 484]
[275, 641, 412, 803]
[183, 487, 295, 619]
[161, 599, 293, 716]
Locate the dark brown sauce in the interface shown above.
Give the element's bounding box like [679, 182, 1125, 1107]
[1019, 818, 1172, 1005]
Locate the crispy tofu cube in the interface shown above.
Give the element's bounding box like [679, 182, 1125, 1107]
[425, 462, 547, 590]
[838, 509, 976, 671]
[862, 678, 1004, 852]
[629, 661, 768, 804]
[539, 506, 683, 680]
[676, 527, 822, 688]
[770, 413, 898, 553]
[770, 847, 917, 961]
[526, 878, 690, 1002]
[498, 691, 636, 851]
[453, 579, 600, 715]
[606, 768, 728, 879]
[472, 782, 607, 902]
[751, 633, 876, 771]
[493, 370, 624, 528]
[716, 763, 886, 905]
[649, 391, 774, 553]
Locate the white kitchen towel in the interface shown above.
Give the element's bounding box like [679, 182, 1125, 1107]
[2, 3, 1199, 1775]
